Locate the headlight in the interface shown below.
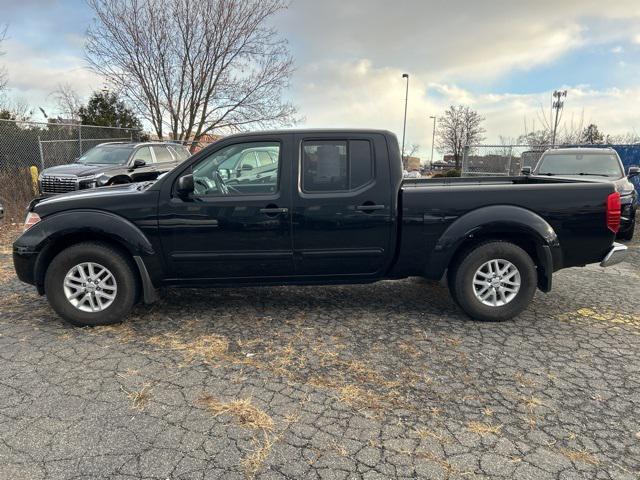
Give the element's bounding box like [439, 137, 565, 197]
[24, 212, 41, 231]
[79, 173, 103, 188]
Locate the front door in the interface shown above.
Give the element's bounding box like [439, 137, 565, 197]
[291, 133, 394, 277]
[158, 136, 294, 280]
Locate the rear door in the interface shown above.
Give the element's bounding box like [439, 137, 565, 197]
[291, 132, 393, 276]
[152, 145, 179, 173]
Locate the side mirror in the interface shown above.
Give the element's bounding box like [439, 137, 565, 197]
[132, 159, 146, 168]
[628, 166, 639, 178]
[219, 168, 230, 181]
[521, 166, 532, 175]
[241, 164, 253, 171]
[176, 174, 194, 196]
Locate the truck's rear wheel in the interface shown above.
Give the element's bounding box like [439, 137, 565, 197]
[449, 241, 537, 322]
[44, 242, 138, 327]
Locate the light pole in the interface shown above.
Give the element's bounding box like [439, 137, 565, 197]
[551, 90, 567, 147]
[429, 115, 437, 170]
[401, 73, 409, 162]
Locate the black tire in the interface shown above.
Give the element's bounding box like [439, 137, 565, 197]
[449, 241, 537, 322]
[617, 215, 635, 241]
[109, 178, 131, 186]
[44, 242, 138, 327]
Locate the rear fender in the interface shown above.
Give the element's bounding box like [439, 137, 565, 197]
[427, 205, 561, 291]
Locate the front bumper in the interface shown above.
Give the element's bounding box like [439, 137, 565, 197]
[600, 242, 628, 267]
[13, 245, 39, 285]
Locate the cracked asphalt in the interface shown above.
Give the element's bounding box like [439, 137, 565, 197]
[1, 225, 639, 479]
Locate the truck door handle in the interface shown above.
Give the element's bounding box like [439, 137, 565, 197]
[259, 206, 288, 216]
[356, 203, 385, 212]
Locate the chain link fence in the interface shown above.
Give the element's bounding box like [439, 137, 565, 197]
[0, 119, 141, 220]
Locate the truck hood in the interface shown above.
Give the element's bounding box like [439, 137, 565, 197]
[42, 163, 121, 178]
[31, 182, 153, 214]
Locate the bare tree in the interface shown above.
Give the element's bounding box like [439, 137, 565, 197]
[85, 0, 297, 142]
[0, 97, 33, 121]
[605, 131, 640, 144]
[402, 143, 420, 168]
[436, 105, 486, 169]
[0, 24, 8, 94]
[51, 83, 83, 120]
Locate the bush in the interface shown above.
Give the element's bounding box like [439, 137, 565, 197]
[432, 169, 461, 178]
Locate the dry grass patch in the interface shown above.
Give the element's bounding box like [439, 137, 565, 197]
[337, 384, 393, 412]
[467, 421, 503, 437]
[148, 332, 229, 364]
[121, 383, 152, 410]
[198, 395, 273, 431]
[242, 432, 276, 479]
[198, 395, 277, 478]
[560, 447, 599, 466]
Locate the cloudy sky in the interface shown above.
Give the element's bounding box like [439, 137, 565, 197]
[2, 0, 640, 158]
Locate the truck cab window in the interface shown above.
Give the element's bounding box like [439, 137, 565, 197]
[302, 140, 373, 192]
[191, 141, 280, 196]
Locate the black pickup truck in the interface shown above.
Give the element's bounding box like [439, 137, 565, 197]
[13, 129, 627, 326]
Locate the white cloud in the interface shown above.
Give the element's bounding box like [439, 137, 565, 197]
[1, 38, 101, 117]
[292, 59, 640, 160]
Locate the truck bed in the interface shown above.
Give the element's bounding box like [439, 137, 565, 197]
[393, 175, 616, 278]
[401, 175, 593, 188]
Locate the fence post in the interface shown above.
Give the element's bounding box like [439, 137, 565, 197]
[462, 145, 470, 174]
[507, 146, 513, 175]
[37, 135, 45, 170]
[78, 125, 83, 157]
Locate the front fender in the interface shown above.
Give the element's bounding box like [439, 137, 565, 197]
[426, 205, 561, 288]
[13, 210, 158, 294]
[14, 210, 154, 255]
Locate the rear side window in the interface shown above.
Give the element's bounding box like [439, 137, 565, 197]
[302, 140, 374, 193]
[168, 145, 190, 161]
[152, 146, 174, 163]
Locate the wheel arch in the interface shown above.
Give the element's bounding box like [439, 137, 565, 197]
[21, 210, 159, 299]
[106, 175, 132, 185]
[428, 205, 561, 292]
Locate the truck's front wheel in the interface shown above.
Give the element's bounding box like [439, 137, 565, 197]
[450, 241, 537, 322]
[44, 242, 138, 327]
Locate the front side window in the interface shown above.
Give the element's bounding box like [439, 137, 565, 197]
[302, 140, 374, 192]
[537, 153, 623, 178]
[191, 141, 280, 196]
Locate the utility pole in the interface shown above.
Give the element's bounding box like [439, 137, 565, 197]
[401, 73, 409, 163]
[429, 115, 437, 170]
[551, 90, 567, 147]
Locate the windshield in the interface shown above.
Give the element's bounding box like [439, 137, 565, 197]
[537, 153, 623, 178]
[76, 145, 134, 165]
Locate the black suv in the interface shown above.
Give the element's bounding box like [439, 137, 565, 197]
[39, 142, 191, 196]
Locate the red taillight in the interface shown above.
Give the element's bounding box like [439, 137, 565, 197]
[23, 212, 41, 232]
[606, 192, 621, 233]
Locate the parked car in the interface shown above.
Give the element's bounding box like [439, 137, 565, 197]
[38, 142, 191, 196]
[14, 129, 626, 327]
[213, 143, 279, 187]
[527, 147, 638, 240]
